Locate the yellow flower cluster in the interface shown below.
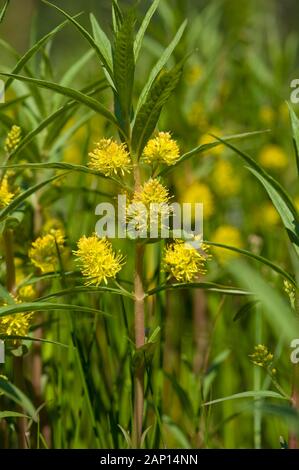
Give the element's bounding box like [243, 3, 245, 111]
[132, 178, 170, 207]
[74, 235, 124, 285]
[18, 284, 37, 302]
[258, 144, 288, 170]
[0, 296, 33, 342]
[249, 344, 273, 368]
[4, 125, 21, 153]
[0, 176, 14, 209]
[88, 138, 131, 177]
[163, 240, 210, 283]
[29, 229, 66, 273]
[143, 132, 180, 166]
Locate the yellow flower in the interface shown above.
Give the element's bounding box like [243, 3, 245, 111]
[185, 64, 203, 85]
[258, 144, 288, 170]
[187, 101, 208, 129]
[0, 176, 14, 209]
[0, 296, 33, 343]
[18, 284, 37, 302]
[88, 138, 131, 176]
[29, 229, 65, 273]
[211, 225, 243, 263]
[143, 132, 180, 166]
[249, 344, 273, 368]
[74, 235, 124, 285]
[259, 105, 275, 126]
[212, 160, 240, 197]
[163, 240, 210, 283]
[132, 178, 170, 207]
[257, 202, 280, 227]
[180, 182, 214, 219]
[198, 127, 223, 156]
[4, 125, 21, 153]
[128, 179, 171, 235]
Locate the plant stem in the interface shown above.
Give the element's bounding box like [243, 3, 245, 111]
[132, 242, 145, 448]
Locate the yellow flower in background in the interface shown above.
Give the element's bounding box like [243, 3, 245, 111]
[249, 344, 273, 368]
[43, 218, 65, 235]
[18, 284, 37, 302]
[257, 202, 280, 227]
[143, 132, 180, 166]
[187, 101, 208, 129]
[212, 160, 240, 197]
[211, 225, 243, 262]
[181, 182, 214, 219]
[294, 196, 299, 213]
[185, 64, 203, 85]
[259, 105, 275, 126]
[74, 235, 124, 285]
[258, 144, 288, 170]
[29, 229, 65, 273]
[163, 240, 210, 283]
[4, 125, 21, 153]
[198, 127, 223, 156]
[88, 138, 131, 177]
[0, 176, 14, 209]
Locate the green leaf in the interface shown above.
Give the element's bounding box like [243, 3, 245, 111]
[134, 0, 160, 60]
[247, 167, 299, 257]
[90, 14, 112, 71]
[42, 1, 113, 78]
[113, 11, 135, 131]
[233, 300, 259, 322]
[287, 103, 299, 176]
[0, 173, 66, 222]
[0, 0, 9, 23]
[7, 82, 107, 161]
[0, 377, 37, 420]
[229, 260, 299, 342]
[135, 20, 187, 118]
[53, 49, 95, 107]
[205, 240, 296, 286]
[36, 286, 135, 301]
[132, 63, 183, 157]
[5, 17, 76, 90]
[203, 390, 287, 406]
[0, 73, 118, 127]
[0, 411, 31, 420]
[0, 162, 130, 190]
[146, 282, 250, 297]
[112, 0, 123, 33]
[159, 130, 269, 177]
[0, 94, 29, 111]
[0, 302, 110, 317]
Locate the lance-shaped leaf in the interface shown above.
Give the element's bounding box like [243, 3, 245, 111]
[42, 1, 113, 79]
[288, 103, 299, 176]
[132, 62, 183, 158]
[134, 0, 160, 60]
[0, 0, 9, 23]
[113, 11, 135, 132]
[0, 73, 118, 127]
